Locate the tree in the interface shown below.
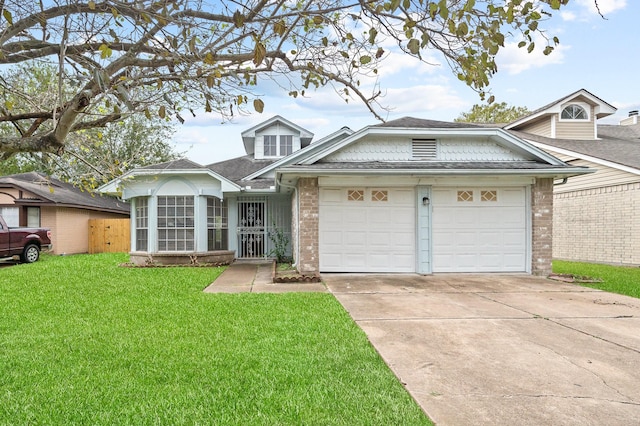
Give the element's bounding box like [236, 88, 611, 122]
[0, 63, 180, 187]
[0, 0, 570, 156]
[455, 102, 531, 124]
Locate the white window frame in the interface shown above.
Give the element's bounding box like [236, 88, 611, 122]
[263, 135, 278, 157]
[157, 196, 195, 252]
[559, 102, 590, 122]
[135, 197, 149, 252]
[207, 197, 228, 251]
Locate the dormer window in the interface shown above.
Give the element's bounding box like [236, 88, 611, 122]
[264, 135, 277, 156]
[263, 135, 294, 157]
[561, 104, 588, 120]
[280, 135, 293, 156]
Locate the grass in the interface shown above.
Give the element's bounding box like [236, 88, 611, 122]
[553, 260, 640, 298]
[0, 253, 431, 425]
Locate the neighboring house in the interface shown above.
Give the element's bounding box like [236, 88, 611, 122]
[504, 89, 640, 266]
[0, 172, 129, 255]
[100, 115, 590, 275]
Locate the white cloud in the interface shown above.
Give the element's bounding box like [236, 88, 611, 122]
[381, 84, 468, 116]
[575, 0, 627, 15]
[496, 35, 569, 75]
[560, 11, 577, 21]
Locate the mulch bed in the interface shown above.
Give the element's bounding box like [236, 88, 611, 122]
[272, 261, 321, 283]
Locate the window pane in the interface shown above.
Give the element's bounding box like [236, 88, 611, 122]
[157, 196, 194, 252]
[27, 207, 40, 227]
[561, 104, 587, 120]
[264, 135, 277, 156]
[207, 197, 228, 250]
[0, 207, 19, 227]
[280, 135, 293, 156]
[134, 198, 149, 251]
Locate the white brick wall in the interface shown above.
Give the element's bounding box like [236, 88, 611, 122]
[554, 183, 640, 265]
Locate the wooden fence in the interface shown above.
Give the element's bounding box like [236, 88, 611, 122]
[88, 218, 130, 254]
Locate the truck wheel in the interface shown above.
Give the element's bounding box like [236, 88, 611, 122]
[21, 244, 40, 263]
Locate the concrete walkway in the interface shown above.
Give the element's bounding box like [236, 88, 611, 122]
[203, 261, 327, 293]
[324, 273, 640, 426]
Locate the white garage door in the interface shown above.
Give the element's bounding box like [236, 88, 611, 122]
[432, 187, 527, 272]
[319, 187, 415, 272]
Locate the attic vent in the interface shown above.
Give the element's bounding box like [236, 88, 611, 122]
[412, 139, 437, 160]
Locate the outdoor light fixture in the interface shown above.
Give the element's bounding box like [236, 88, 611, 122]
[422, 196, 430, 206]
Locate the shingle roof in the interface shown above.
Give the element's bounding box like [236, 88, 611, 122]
[0, 172, 129, 213]
[282, 161, 573, 171]
[140, 158, 204, 170]
[510, 129, 640, 170]
[207, 155, 277, 188]
[376, 117, 482, 129]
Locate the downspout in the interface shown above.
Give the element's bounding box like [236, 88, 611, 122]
[554, 178, 568, 186]
[276, 175, 299, 268]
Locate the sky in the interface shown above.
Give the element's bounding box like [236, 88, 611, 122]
[172, 0, 640, 165]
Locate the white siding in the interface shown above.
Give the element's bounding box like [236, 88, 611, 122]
[323, 137, 529, 162]
[254, 123, 301, 159]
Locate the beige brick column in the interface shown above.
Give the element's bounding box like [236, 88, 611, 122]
[531, 178, 554, 276]
[297, 177, 319, 273]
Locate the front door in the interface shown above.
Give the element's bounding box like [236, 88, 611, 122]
[237, 198, 266, 258]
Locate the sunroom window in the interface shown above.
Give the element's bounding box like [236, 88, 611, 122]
[207, 197, 228, 250]
[135, 198, 148, 251]
[157, 196, 194, 251]
[264, 135, 277, 156]
[561, 104, 588, 120]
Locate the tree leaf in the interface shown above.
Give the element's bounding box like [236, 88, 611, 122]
[253, 98, 264, 113]
[158, 106, 166, 119]
[360, 55, 372, 65]
[232, 11, 244, 28]
[253, 42, 266, 66]
[274, 20, 286, 36]
[2, 10, 13, 25]
[407, 38, 420, 54]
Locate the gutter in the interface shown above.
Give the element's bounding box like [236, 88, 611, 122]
[276, 166, 595, 179]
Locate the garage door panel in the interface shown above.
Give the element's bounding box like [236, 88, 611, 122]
[319, 187, 415, 272]
[433, 187, 527, 273]
[344, 231, 366, 246]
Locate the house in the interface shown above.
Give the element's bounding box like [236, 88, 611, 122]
[0, 172, 129, 255]
[100, 114, 590, 275]
[504, 89, 640, 266]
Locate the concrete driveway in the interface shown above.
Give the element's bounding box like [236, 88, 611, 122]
[324, 274, 640, 425]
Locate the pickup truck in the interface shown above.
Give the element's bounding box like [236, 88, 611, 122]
[0, 215, 52, 263]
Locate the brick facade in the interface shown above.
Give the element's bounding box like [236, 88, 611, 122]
[296, 177, 319, 273]
[531, 178, 554, 276]
[553, 183, 640, 266]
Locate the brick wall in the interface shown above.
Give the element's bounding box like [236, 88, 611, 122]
[554, 183, 640, 265]
[296, 177, 319, 273]
[531, 178, 554, 276]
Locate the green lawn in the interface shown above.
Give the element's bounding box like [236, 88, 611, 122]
[0, 253, 431, 425]
[553, 260, 640, 298]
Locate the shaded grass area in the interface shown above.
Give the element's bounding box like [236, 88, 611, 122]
[553, 260, 640, 298]
[0, 253, 430, 425]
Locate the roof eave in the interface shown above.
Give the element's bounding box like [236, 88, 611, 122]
[276, 166, 595, 179]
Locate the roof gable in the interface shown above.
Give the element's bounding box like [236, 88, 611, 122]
[505, 89, 617, 131]
[292, 118, 565, 166]
[240, 115, 314, 155]
[99, 158, 241, 196]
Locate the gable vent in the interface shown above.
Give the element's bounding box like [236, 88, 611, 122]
[412, 139, 437, 160]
